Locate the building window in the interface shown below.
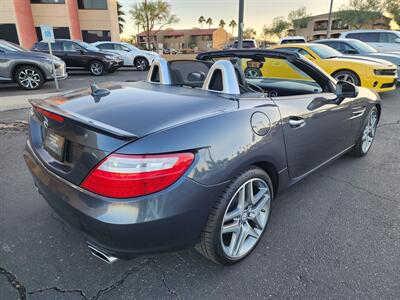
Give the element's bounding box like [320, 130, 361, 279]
[35, 27, 70, 40]
[82, 30, 111, 43]
[0, 24, 19, 45]
[78, 0, 107, 10]
[31, 0, 65, 3]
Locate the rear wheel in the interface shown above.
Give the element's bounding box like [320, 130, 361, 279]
[15, 65, 44, 90]
[349, 106, 379, 157]
[196, 167, 273, 265]
[89, 61, 104, 76]
[134, 57, 149, 71]
[332, 70, 360, 86]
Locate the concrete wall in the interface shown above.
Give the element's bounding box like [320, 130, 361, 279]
[212, 28, 229, 49]
[0, 0, 17, 24]
[31, 4, 70, 27]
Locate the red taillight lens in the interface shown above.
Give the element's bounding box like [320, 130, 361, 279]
[34, 106, 64, 123]
[80, 152, 195, 198]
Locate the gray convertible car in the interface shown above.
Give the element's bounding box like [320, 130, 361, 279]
[24, 49, 381, 265]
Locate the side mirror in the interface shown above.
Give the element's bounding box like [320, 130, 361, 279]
[79, 49, 86, 55]
[395, 38, 400, 44]
[336, 80, 358, 100]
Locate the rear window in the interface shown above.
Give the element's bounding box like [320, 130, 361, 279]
[233, 41, 256, 48]
[348, 32, 379, 42]
[169, 60, 212, 87]
[33, 42, 62, 51]
[281, 39, 305, 44]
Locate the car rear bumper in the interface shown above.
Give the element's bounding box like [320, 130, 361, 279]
[23, 141, 225, 259]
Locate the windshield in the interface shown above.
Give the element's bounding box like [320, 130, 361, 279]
[350, 39, 378, 53]
[75, 41, 99, 52]
[0, 41, 27, 52]
[309, 44, 342, 59]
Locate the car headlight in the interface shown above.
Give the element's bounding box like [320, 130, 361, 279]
[374, 69, 397, 76]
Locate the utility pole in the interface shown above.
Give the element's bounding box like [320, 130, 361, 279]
[237, 0, 244, 48]
[144, 0, 150, 49]
[327, 0, 334, 38]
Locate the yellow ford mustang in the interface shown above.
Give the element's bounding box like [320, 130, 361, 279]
[262, 43, 398, 93]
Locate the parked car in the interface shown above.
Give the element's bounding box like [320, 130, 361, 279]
[232, 39, 258, 48]
[315, 38, 400, 81]
[25, 49, 381, 265]
[32, 39, 123, 76]
[0, 39, 66, 90]
[163, 48, 179, 55]
[278, 36, 306, 44]
[340, 30, 400, 53]
[92, 41, 160, 71]
[271, 43, 398, 93]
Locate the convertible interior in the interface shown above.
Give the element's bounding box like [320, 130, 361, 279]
[149, 56, 329, 97]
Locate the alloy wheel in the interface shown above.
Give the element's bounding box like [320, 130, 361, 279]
[221, 178, 271, 259]
[136, 58, 148, 71]
[90, 62, 103, 76]
[334, 73, 356, 84]
[18, 68, 41, 89]
[361, 108, 378, 154]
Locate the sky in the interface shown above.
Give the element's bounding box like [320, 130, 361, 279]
[119, 0, 349, 38]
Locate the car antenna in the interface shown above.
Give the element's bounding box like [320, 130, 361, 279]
[90, 84, 110, 103]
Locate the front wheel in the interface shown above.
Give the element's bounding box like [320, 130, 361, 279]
[134, 57, 149, 71]
[15, 65, 44, 90]
[196, 167, 273, 265]
[349, 106, 379, 157]
[332, 70, 361, 86]
[89, 61, 104, 76]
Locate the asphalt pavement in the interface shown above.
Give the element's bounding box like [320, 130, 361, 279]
[0, 88, 399, 299]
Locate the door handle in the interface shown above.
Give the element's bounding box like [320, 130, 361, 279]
[288, 117, 306, 128]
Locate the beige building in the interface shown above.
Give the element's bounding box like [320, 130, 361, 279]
[137, 28, 230, 51]
[0, 0, 120, 48]
[289, 12, 391, 41]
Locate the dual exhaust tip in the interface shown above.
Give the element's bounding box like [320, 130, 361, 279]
[88, 244, 119, 264]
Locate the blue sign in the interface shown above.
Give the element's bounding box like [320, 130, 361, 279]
[40, 25, 55, 43]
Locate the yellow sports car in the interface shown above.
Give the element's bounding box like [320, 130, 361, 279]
[260, 43, 398, 93]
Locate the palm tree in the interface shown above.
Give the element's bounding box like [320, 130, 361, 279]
[219, 19, 226, 28]
[117, 1, 126, 34]
[198, 16, 206, 29]
[229, 19, 237, 35]
[206, 17, 213, 28]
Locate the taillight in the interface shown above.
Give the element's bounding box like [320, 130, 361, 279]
[80, 152, 195, 198]
[34, 106, 64, 123]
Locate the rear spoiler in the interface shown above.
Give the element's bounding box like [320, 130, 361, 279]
[29, 99, 138, 141]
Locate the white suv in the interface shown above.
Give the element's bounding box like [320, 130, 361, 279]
[340, 30, 400, 53]
[92, 42, 160, 71]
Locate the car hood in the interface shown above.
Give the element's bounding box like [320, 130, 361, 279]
[18, 50, 55, 60]
[329, 56, 396, 68]
[31, 81, 237, 138]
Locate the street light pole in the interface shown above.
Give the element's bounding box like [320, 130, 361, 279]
[237, 0, 244, 48]
[327, 0, 334, 38]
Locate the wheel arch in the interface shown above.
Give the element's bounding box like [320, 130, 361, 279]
[252, 161, 279, 197]
[331, 68, 361, 85]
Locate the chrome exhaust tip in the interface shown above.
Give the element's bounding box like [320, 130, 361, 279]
[88, 244, 119, 264]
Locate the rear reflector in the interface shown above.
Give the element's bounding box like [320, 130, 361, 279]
[80, 152, 194, 198]
[34, 106, 64, 123]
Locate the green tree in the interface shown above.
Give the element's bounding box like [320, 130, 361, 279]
[117, 1, 126, 34]
[243, 27, 256, 39]
[336, 0, 383, 29]
[288, 6, 311, 29]
[263, 17, 291, 39]
[130, 0, 179, 49]
[229, 19, 237, 35]
[198, 16, 206, 28]
[206, 17, 213, 28]
[219, 19, 226, 28]
[385, 0, 400, 27]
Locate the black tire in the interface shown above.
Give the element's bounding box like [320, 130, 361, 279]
[195, 167, 273, 265]
[349, 106, 379, 157]
[14, 65, 44, 90]
[332, 70, 361, 86]
[89, 60, 104, 76]
[134, 57, 149, 71]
